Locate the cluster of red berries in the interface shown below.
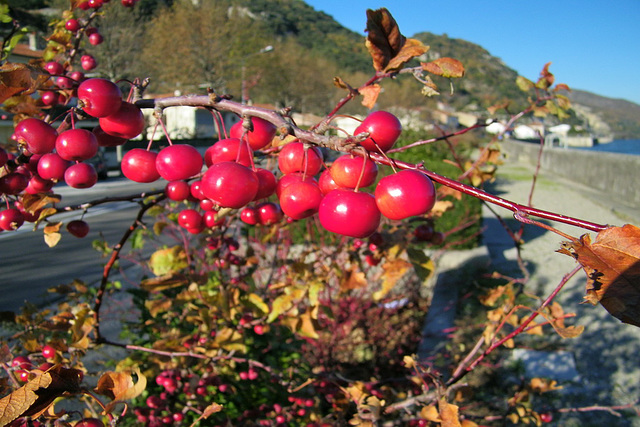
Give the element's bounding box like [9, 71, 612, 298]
[0, 78, 144, 233]
[130, 111, 437, 239]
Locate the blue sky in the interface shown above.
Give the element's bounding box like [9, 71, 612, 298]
[305, 0, 640, 105]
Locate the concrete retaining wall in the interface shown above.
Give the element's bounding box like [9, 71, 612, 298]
[501, 139, 640, 206]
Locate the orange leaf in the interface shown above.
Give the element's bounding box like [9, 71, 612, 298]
[95, 367, 146, 412]
[340, 266, 367, 291]
[559, 224, 640, 327]
[422, 58, 465, 78]
[438, 398, 462, 427]
[0, 63, 49, 105]
[359, 84, 381, 109]
[365, 8, 426, 73]
[385, 38, 429, 72]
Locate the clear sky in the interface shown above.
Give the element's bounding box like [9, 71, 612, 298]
[305, 0, 640, 105]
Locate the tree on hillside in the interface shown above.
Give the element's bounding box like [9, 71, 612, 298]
[140, 0, 273, 94]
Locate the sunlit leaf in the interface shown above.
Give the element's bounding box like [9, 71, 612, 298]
[438, 398, 462, 427]
[516, 76, 534, 92]
[373, 258, 411, 301]
[422, 57, 465, 78]
[359, 84, 381, 109]
[0, 63, 50, 104]
[559, 224, 640, 327]
[148, 246, 188, 276]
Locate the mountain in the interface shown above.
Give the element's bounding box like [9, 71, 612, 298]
[563, 90, 640, 140]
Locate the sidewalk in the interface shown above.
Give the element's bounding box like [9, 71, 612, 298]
[482, 161, 640, 425]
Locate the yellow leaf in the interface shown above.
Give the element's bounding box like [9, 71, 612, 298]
[267, 294, 293, 323]
[247, 293, 269, 314]
[420, 404, 441, 422]
[373, 258, 411, 301]
[44, 232, 61, 248]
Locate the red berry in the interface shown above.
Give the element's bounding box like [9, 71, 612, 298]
[65, 18, 81, 32]
[64, 162, 98, 188]
[278, 141, 323, 175]
[275, 173, 317, 199]
[204, 138, 252, 167]
[55, 128, 99, 161]
[75, 418, 104, 427]
[38, 153, 71, 181]
[329, 154, 378, 189]
[165, 180, 191, 201]
[156, 144, 203, 181]
[99, 101, 145, 139]
[41, 345, 56, 359]
[354, 111, 402, 152]
[375, 170, 436, 220]
[81, 54, 97, 71]
[201, 161, 259, 209]
[540, 412, 553, 423]
[240, 206, 259, 225]
[256, 201, 283, 225]
[229, 117, 277, 150]
[12, 118, 58, 155]
[253, 167, 277, 200]
[0, 172, 29, 195]
[77, 78, 122, 118]
[67, 219, 90, 238]
[93, 125, 127, 147]
[318, 168, 341, 194]
[0, 208, 25, 231]
[88, 32, 103, 45]
[279, 180, 323, 220]
[318, 189, 380, 238]
[121, 149, 160, 183]
[44, 61, 64, 75]
[178, 209, 203, 230]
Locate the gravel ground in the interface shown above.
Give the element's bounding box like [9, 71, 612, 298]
[481, 161, 640, 426]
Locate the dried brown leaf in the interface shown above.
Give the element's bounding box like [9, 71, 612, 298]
[559, 224, 640, 327]
[96, 367, 146, 413]
[340, 266, 367, 291]
[365, 8, 405, 72]
[0, 366, 83, 425]
[422, 57, 465, 78]
[364, 8, 427, 73]
[385, 38, 429, 72]
[0, 63, 49, 104]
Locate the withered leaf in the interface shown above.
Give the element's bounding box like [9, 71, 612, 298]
[0, 63, 49, 105]
[359, 84, 381, 109]
[422, 58, 465, 78]
[340, 266, 367, 291]
[0, 365, 83, 425]
[96, 367, 147, 413]
[559, 224, 640, 327]
[365, 8, 426, 73]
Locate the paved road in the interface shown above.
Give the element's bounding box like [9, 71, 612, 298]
[0, 177, 166, 312]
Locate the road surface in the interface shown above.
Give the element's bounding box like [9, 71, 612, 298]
[0, 177, 167, 313]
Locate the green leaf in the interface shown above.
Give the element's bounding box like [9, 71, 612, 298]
[0, 5, 12, 24]
[516, 76, 534, 92]
[148, 246, 188, 276]
[407, 248, 434, 282]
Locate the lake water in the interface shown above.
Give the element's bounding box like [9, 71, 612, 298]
[575, 139, 640, 156]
